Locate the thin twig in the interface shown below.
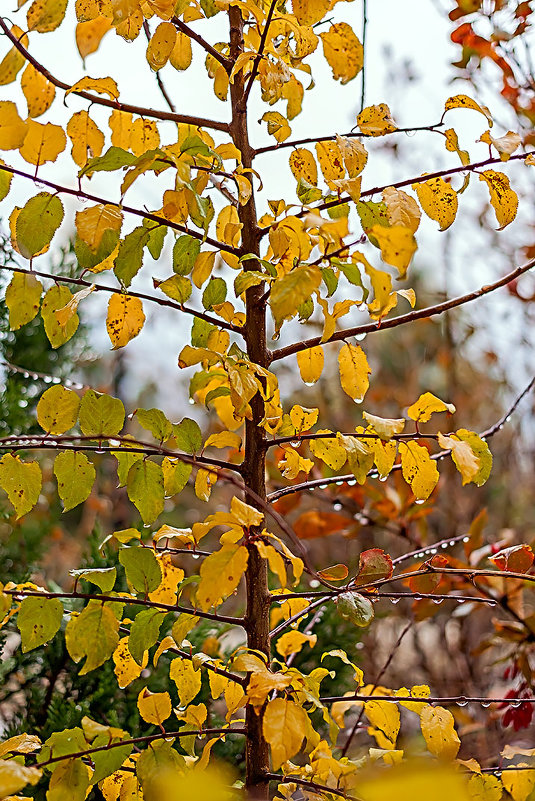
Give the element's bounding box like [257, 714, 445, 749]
[266, 773, 362, 800]
[359, 0, 368, 114]
[242, 0, 278, 106]
[0, 17, 229, 133]
[172, 16, 232, 72]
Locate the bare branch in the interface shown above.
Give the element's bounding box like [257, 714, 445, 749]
[0, 17, 229, 133]
[172, 16, 232, 72]
[320, 693, 535, 705]
[265, 773, 361, 800]
[359, 0, 368, 114]
[269, 258, 535, 362]
[0, 264, 243, 335]
[0, 163, 240, 256]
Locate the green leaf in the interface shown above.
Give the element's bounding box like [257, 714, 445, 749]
[79, 146, 137, 177]
[41, 285, 79, 348]
[270, 265, 322, 329]
[54, 451, 96, 512]
[40, 729, 86, 763]
[5, 272, 42, 330]
[202, 276, 227, 310]
[47, 757, 89, 801]
[15, 192, 64, 259]
[119, 547, 162, 594]
[0, 453, 42, 518]
[191, 317, 215, 347]
[17, 596, 63, 652]
[74, 229, 119, 271]
[65, 600, 119, 674]
[336, 591, 374, 627]
[135, 407, 173, 441]
[90, 738, 133, 785]
[114, 444, 143, 487]
[162, 457, 192, 496]
[173, 234, 201, 276]
[79, 389, 125, 437]
[69, 567, 117, 592]
[154, 274, 192, 303]
[147, 224, 167, 259]
[455, 429, 492, 487]
[127, 459, 165, 524]
[0, 161, 12, 202]
[114, 226, 150, 287]
[173, 418, 202, 454]
[234, 270, 266, 296]
[37, 385, 80, 434]
[128, 608, 166, 665]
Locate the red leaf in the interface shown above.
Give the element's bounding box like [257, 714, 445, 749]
[354, 548, 393, 586]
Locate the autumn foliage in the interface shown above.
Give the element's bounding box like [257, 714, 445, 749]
[0, 0, 535, 800]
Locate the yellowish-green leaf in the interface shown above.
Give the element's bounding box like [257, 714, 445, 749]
[310, 430, 347, 470]
[413, 176, 458, 231]
[127, 459, 164, 524]
[261, 111, 291, 143]
[320, 22, 363, 85]
[15, 192, 64, 260]
[27, 0, 68, 32]
[17, 596, 63, 652]
[76, 204, 122, 252]
[137, 689, 172, 725]
[196, 543, 248, 611]
[270, 265, 321, 329]
[407, 392, 455, 423]
[42, 285, 80, 347]
[479, 169, 518, 229]
[365, 699, 400, 749]
[357, 103, 397, 136]
[289, 148, 318, 186]
[79, 389, 125, 436]
[5, 272, 42, 330]
[455, 429, 492, 487]
[338, 342, 371, 403]
[37, 385, 80, 435]
[169, 31, 192, 70]
[437, 432, 480, 486]
[420, 705, 460, 760]
[0, 453, 42, 518]
[263, 698, 308, 770]
[399, 441, 439, 502]
[65, 600, 119, 674]
[54, 451, 96, 511]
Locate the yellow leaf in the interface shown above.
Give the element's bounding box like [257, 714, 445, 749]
[479, 129, 521, 161]
[170, 32, 192, 70]
[37, 385, 80, 434]
[362, 411, 405, 440]
[479, 169, 518, 230]
[148, 553, 184, 605]
[0, 759, 41, 797]
[66, 75, 120, 100]
[357, 103, 397, 136]
[42, 285, 80, 347]
[277, 447, 313, 479]
[444, 94, 493, 127]
[192, 250, 216, 288]
[289, 148, 318, 185]
[230, 496, 263, 528]
[407, 392, 455, 422]
[109, 109, 133, 149]
[437, 432, 480, 485]
[336, 134, 368, 177]
[76, 17, 113, 60]
[27, 0, 68, 32]
[413, 176, 458, 231]
[501, 765, 535, 801]
[196, 543, 248, 611]
[338, 342, 371, 403]
[169, 657, 202, 706]
[216, 205, 242, 248]
[320, 22, 363, 85]
[365, 700, 401, 749]
[315, 140, 344, 186]
[261, 111, 291, 143]
[370, 224, 417, 279]
[113, 636, 147, 688]
[194, 467, 217, 501]
[204, 431, 241, 450]
[55, 285, 95, 328]
[129, 118, 160, 156]
[106, 294, 145, 349]
[382, 186, 421, 232]
[0, 101, 28, 150]
[296, 346, 324, 385]
[146, 21, 176, 71]
[0, 27, 29, 86]
[246, 668, 292, 708]
[399, 441, 439, 501]
[310, 430, 347, 470]
[289, 404, 318, 433]
[137, 688, 171, 725]
[75, 0, 113, 23]
[270, 265, 321, 329]
[420, 705, 460, 760]
[276, 630, 317, 658]
[20, 64, 55, 120]
[67, 110, 105, 167]
[0, 453, 42, 519]
[255, 541, 287, 589]
[19, 120, 66, 166]
[76, 204, 123, 251]
[263, 698, 308, 770]
[291, 0, 330, 26]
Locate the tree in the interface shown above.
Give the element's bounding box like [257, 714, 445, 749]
[0, 1, 534, 800]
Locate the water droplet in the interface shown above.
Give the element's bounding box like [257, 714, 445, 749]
[44, 375, 52, 384]
[390, 598, 400, 605]
[335, 480, 344, 486]
[347, 479, 357, 486]
[354, 398, 363, 404]
[95, 448, 105, 454]
[23, 371, 30, 378]
[309, 486, 315, 492]
[18, 399, 28, 408]
[65, 379, 73, 387]
[290, 440, 301, 448]
[429, 549, 438, 555]
[143, 523, 151, 529]
[318, 484, 328, 490]
[310, 579, 320, 589]
[456, 598, 467, 604]
[432, 598, 443, 605]
[457, 699, 468, 707]
[487, 600, 497, 607]
[511, 700, 522, 708]
[416, 552, 424, 558]
[463, 536, 470, 543]
[414, 595, 423, 602]
[415, 499, 425, 505]
[52, 377, 61, 384]
[379, 475, 388, 482]
[505, 415, 512, 423]
[333, 502, 343, 511]
[493, 771, 502, 779]
[441, 543, 448, 549]
[354, 333, 366, 341]
[188, 398, 195, 405]
[448, 540, 456, 547]
[481, 701, 491, 708]
[191, 554, 200, 560]
[304, 381, 315, 387]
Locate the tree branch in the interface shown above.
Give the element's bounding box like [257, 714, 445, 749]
[0, 17, 229, 133]
[4, 587, 245, 626]
[320, 693, 535, 705]
[265, 773, 361, 800]
[0, 163, 240, 256]
[0, 264, 244, 335]
[35, 727, 246, 768]
[269, 259, 535, 362]
[242, 0, 278, 106]
[172, 16, 232, 72]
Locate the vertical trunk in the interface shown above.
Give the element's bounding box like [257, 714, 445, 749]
[228, 9, 271, 798]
